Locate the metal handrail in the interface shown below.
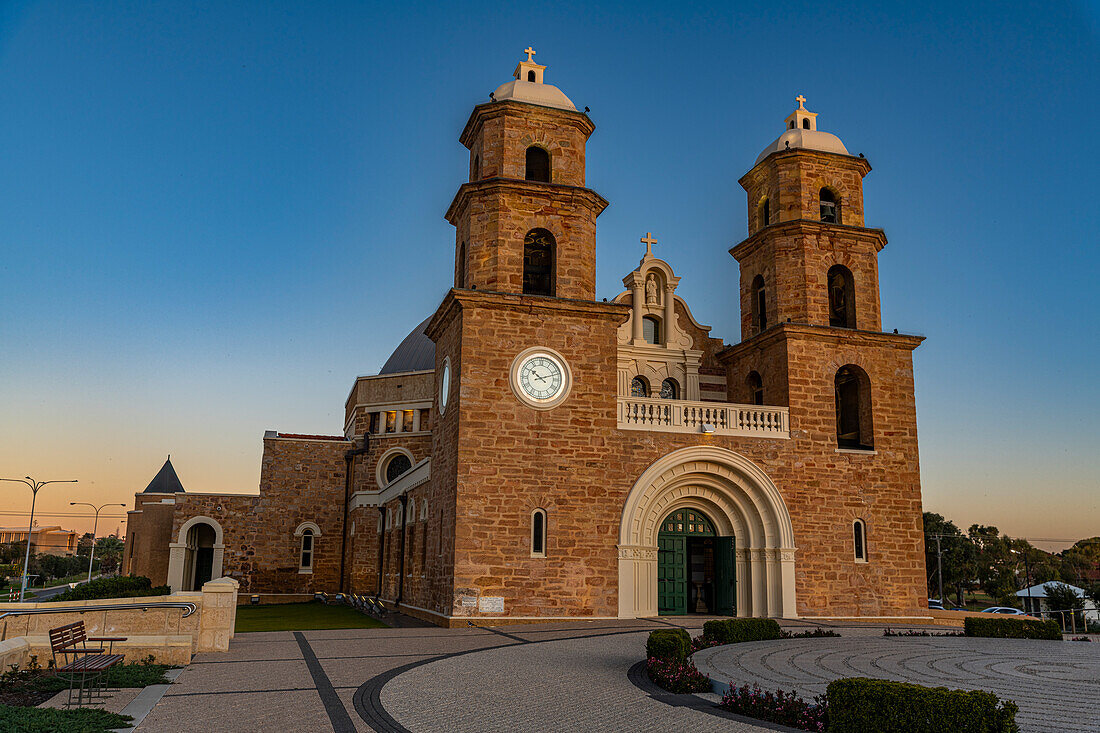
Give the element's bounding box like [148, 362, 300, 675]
[0, 601, 197, 620]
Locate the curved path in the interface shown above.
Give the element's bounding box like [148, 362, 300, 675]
[694, 636, 1100, 733]
[377, 625, 772, 733]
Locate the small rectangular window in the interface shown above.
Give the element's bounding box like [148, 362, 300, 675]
[385, 411, 396, 433]
[402, 410, 414, 433]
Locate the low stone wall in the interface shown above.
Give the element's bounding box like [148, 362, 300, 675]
[0, 577, 238, 667]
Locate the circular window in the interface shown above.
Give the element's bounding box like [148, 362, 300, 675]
[385, 454, 412, 483]
[439, 358, 451, 415]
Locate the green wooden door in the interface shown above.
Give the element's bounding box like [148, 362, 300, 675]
[657, 509, 717, 615]
[657, 535, 687, 615]
[714, 536, 735, 615]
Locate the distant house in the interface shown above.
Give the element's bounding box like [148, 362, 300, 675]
[0, 526, 79, 556]
[1016, 582, 1099, 623]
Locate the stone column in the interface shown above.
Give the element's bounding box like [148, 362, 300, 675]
[780, 548, 798, 618]
[750, 548, 767, 617]
[735, 548, 750, 617]
[212, 544, 225, 583]
[166, 543, 186, 594]
[631, 279, 644, 343]
[663, 286, 676, 344]
[617, 545, 658, 618]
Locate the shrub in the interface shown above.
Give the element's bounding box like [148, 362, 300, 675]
[47, 575, 170, 603]
[645, 628, 691, 663]
[963, 616, 1062, 640]
[719, 683, 828, 732]
[781, 628, 841, 638]
[0, 705, 132, 732]
[702, 617, 782, 645]
[827, 677, 1019, 733]
[645, 657, 711, 693]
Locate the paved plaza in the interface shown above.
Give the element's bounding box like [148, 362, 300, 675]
[132, 618, 1099, 732]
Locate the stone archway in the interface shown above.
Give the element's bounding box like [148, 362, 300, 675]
[166, 516, 225, 593]
[617, 446, 797, 619]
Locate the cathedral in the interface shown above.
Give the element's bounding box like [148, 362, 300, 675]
[123, 51, 927, 625]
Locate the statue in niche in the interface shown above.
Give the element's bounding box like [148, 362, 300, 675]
[645, 273, 659, 306]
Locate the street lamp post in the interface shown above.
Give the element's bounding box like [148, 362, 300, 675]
[70, 502, 127, 583]
[1, 477, 78, 601]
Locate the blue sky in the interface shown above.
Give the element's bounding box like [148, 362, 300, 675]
[0, 1, 1097, 546]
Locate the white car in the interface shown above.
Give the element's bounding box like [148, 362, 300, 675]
[981, 606, 1027, 615]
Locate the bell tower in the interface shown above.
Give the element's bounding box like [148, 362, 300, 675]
[734, 97, 882, 340]
[445, 49, 607, 300]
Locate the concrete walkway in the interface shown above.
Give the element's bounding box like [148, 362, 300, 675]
[134, 619, 1097, 732]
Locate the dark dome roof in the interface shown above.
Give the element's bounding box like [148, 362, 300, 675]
[143, 457, 185, 493]
[380, 317, 435, 374]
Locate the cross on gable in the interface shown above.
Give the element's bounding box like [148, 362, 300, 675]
[640, 232, 658, 257]
[525, 47, 536, 62]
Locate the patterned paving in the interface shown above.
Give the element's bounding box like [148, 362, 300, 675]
[693, 636, 1100, 733]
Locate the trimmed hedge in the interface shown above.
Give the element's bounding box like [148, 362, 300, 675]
[963, 616, 1062, 640]
[827, 678, 1019, 733]
[702, 618, 782, 645]
[47, 575, 170, 603]
[646, 628, 691, 662]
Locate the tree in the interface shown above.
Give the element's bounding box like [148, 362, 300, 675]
[94, 536, 124, 574]
[923, 513, 976, 606]
[1043, 582, 1086, 632]
[1061, 537, 1100, 585]
[76, 532, 95, 558]
[968, 525, 1018, 605]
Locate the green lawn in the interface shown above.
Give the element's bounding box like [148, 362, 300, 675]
[235, 602, 388, 632]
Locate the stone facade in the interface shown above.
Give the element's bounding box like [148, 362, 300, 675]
[124, 55, 929, 626]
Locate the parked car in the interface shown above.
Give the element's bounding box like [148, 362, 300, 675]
[980, 606, 1027, 615]
[928, 598, 945, 610]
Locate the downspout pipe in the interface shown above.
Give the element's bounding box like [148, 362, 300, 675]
[377, 507, 386, 596]
[340, 433, 371, 593]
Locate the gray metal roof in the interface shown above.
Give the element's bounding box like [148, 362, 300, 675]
[379, 317, 435, 375]
[143, 457, 185, 493]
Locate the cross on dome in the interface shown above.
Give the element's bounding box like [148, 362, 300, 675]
[513, 47, 547, 85]
[785, 95, 818, 132]
[640, 232, 658, 257]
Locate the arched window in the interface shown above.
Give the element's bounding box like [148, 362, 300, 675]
[471, 154, 480, 181]
[457, 241, 467, 288]
[522, 228, 555, 296]
[788, 120, 795, 130]
[660, 378, 679, 399]
[820, 188, 839, 224]
[631, 376, 649, 398]
[802, 118, 810, 129]
[525, 146, 550, 183]
[747, 371, 764, 405]
[827, 265, 856, 329]
[853, 520, 868, 562]
[299, 529, 314, 572]
[531, 509, 547, 557]
[527, 70, 536, 82]
[642, 315, 661, 345]
[407, 497, 415, 524]
[385, 453, 412, 483]
[835, 365, 873, 450]
[759, 198, 770, 228]
[752, 275, 767, 333]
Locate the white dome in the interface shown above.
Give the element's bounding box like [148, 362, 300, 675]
[492, 78, 576, 111]
[755, 128, 849, 165]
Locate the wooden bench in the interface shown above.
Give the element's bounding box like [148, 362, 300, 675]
[49, 621, 127, 708]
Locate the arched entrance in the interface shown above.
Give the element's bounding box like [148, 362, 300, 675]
[618, 446, 797, 619]
[166, 516, 225, 593]
[657, 508, 735, 615]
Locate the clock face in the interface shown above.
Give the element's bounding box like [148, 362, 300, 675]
[519, 355, 564, 401]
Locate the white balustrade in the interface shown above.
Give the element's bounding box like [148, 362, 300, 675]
[617, 396, 789, 438]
